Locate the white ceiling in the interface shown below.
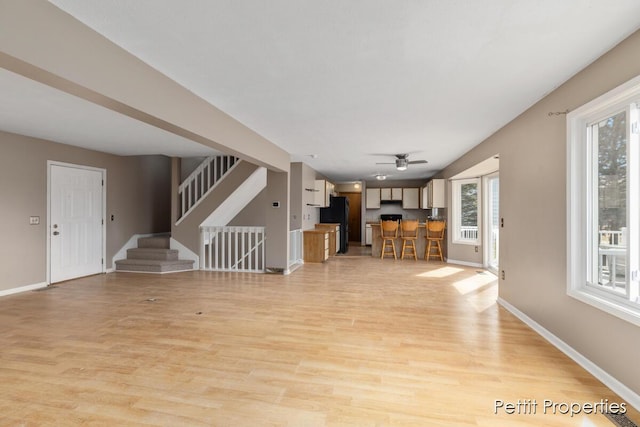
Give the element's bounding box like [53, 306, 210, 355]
[5, 1, 640, 181]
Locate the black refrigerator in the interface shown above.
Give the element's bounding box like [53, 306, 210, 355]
[320, 196, 349, 253]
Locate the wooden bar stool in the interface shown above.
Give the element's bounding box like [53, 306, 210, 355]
[380, 220, 398, 259]
[400, 219, 419, 260]
[425, 220, 446, 261]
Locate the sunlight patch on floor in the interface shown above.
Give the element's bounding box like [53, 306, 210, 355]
[466, 285, 498, 312]
[452, 272, 497, 295]
[416, 266, 464, 278]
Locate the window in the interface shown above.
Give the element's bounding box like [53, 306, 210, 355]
[452, 178, 481, 244]
[567, 74, 640, 326]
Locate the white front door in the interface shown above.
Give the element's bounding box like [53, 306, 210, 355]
[50, 163, 104, 283]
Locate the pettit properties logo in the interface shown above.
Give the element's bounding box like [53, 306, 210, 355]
[494, 398, 626, 417]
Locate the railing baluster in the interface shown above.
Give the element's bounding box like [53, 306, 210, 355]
[177, 156, 241, 221]
[200, 226, 265, 273]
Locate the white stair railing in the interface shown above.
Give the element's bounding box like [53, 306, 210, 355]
[178, 156, 240, 220]
[201, 226, 265, 272]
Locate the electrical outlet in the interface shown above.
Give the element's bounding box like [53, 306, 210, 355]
[474, 246, 478, 253]
[29, 216, 40, 225]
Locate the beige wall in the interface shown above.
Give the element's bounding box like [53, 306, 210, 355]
[0, 131, 171, 291]
[440, 30, 640, 394]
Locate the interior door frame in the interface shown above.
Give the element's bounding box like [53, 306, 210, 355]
[47, 160, 107, 285]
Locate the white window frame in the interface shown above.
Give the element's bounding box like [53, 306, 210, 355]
[567, 74, 640, 327]
[451, 178, 481, 245]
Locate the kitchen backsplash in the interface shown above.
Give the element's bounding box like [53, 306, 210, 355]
[365, 204, 430, 222]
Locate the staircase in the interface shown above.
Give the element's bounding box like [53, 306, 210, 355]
[115, 236, 194, 273]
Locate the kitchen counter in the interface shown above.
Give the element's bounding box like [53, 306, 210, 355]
[370, 223, 430, 259]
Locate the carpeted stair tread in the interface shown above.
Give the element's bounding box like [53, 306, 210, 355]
[126, 248, 179, 261]
[137, 236, 171, 249]
[115, 235, 194, 273]
[115, 258, 194, 273]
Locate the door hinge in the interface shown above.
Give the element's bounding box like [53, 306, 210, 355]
[101, 219, 104, 225]
[632, 270, 639, 281]
[632, 122, 639, 135]
[102, 179, 104, 186]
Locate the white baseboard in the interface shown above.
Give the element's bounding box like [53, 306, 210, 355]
[446, 258, 483, 268]
[0, 282, 48, 297]
[497, 297, 640, 411]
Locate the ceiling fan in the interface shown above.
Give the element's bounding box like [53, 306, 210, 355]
[376, 154, 428, 171]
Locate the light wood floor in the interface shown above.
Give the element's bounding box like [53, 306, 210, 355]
[0, 257, 637, 426]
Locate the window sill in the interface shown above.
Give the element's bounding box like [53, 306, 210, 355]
[452, 239, 480, 246]
[568, 287, 640, 328]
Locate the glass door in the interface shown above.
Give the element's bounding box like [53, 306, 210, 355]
[484, 174, 499, 273]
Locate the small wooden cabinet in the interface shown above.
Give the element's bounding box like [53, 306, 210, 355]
[303, 230, 329, 262]
[315, 223, 339, 256]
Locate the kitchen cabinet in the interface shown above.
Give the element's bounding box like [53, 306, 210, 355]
[313, 179, 334, 208]
[315, 223, 340, 256]
[365, 188, 381, 209]
[391, 188, 403, 200]
[380, 187, 402, 201]
[421, 179, 445, 208]
[380, 188, 391, 201]
[303, 230, 329, 262]
[402, 188, 420, 209]
[365, 224, 373, 245]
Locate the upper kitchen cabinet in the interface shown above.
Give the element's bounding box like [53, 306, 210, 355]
[402, 188, 420, 209]
[380, 187, 402, 201]
[421, 179, 445, 208]
[365, 188, 381, 209]
[314, 179, 335, 207]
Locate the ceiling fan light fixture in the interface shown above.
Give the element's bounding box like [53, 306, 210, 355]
[396, 158, 408, 170]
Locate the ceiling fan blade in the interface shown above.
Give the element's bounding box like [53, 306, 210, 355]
[408, 160, 428, 164]
[375, 162, 395, 165]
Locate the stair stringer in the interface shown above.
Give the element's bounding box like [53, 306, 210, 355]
[200, 166, 267, 226]
[171, 161, 263, 256]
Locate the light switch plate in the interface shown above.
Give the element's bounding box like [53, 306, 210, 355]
[29, 216, 40, 225]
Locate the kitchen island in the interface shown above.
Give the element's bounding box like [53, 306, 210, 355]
[370, 222, 430, 259]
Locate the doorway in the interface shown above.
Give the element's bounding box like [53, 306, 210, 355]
[48, 162, 105, 284]
[484, 173, 499, 274]
[341, 192, 361, 243]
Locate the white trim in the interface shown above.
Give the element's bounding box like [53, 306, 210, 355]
[0, 282, 48, 297]
[498, 297, 640, 412]
[451, 178, 481, 245]
[483, 172, 500, 274]
[446, 259, 483, 268]
[47, 161, 106, 285]
[566, 74, 640, 325]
